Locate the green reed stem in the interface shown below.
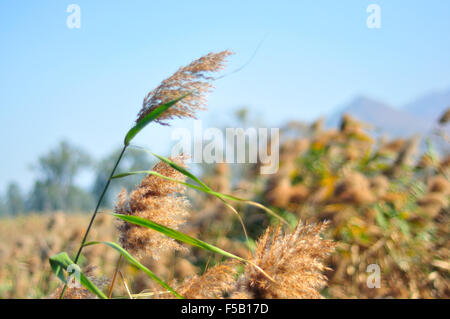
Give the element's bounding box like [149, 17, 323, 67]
[59, 145, 127, 299]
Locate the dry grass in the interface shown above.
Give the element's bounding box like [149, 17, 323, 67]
[0, 213, 116, 298]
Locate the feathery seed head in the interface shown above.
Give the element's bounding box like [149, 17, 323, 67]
[369, 175, 390, 198]
[175, 261, 238, 299]
[115, 155, 190, 259]
[334, 172, 376, 205]
[137, 51, 233, 125]
[417, 193, 448, 218]
[427, 175, 450, 195]
[232, 221, 335, 299]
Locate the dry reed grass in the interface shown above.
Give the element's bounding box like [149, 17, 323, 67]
[2, 52, 448, 299]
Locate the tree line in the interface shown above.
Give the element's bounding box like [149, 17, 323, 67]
[0, 141, 153, 216]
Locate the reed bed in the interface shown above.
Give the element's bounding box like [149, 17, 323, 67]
[1, 52, 448, 299]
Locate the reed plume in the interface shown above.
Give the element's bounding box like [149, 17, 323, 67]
[231, 221, 335, 299]
[115, 155, 190, 259]
[334, 172, 376, 205]
[136, 50, 233, 125]
[428, 175, 450, 195]
[170, 221, 334, 299]
[174, 262, 238, 299]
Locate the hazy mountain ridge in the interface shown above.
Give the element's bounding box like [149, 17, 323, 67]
[403, 88, 450, 123]
[327, 89, 450, 138]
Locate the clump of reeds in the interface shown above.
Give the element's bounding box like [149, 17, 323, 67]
[248, 114, 450, 298]
[47, 50, 237, 299]
[45, 49, 338, 301]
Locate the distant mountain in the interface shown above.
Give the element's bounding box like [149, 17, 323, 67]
[403, 88, 450, 123]
[327, 96, 430, 137]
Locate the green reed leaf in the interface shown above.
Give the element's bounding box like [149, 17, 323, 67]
[209, 193, 289, 226]
[49, 252, 107, 299]
[124, 93, 191, 146]
[112, 170, 251, 243]
[83, 241, 183, 299]
[113, 170, 205, 192]
[112, 167, 289, 226]
[113, 213, 275, 282]
[150, 153, 211, 190]
[113, 213, 246, 262]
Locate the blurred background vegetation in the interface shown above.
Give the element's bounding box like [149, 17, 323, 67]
[0, 108, 448, 299]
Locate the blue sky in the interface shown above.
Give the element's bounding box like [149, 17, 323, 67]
[1, 0, 450, 193]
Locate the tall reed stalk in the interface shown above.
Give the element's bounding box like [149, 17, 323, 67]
[56, 51, 239, 298]
[59, 146, 126, 298]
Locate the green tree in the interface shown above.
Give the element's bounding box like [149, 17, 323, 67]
[27, 180, 52, 212]
[0, 195, 7, 216]
[27, 141, 94, 212]
[5, 182, 25, 215]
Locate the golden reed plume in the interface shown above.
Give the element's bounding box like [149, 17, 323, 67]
[136, 50, 233, 125]
[172, 221, 335, 299]
[231, 221, 335, 299]
[115, 155, 190, 259]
